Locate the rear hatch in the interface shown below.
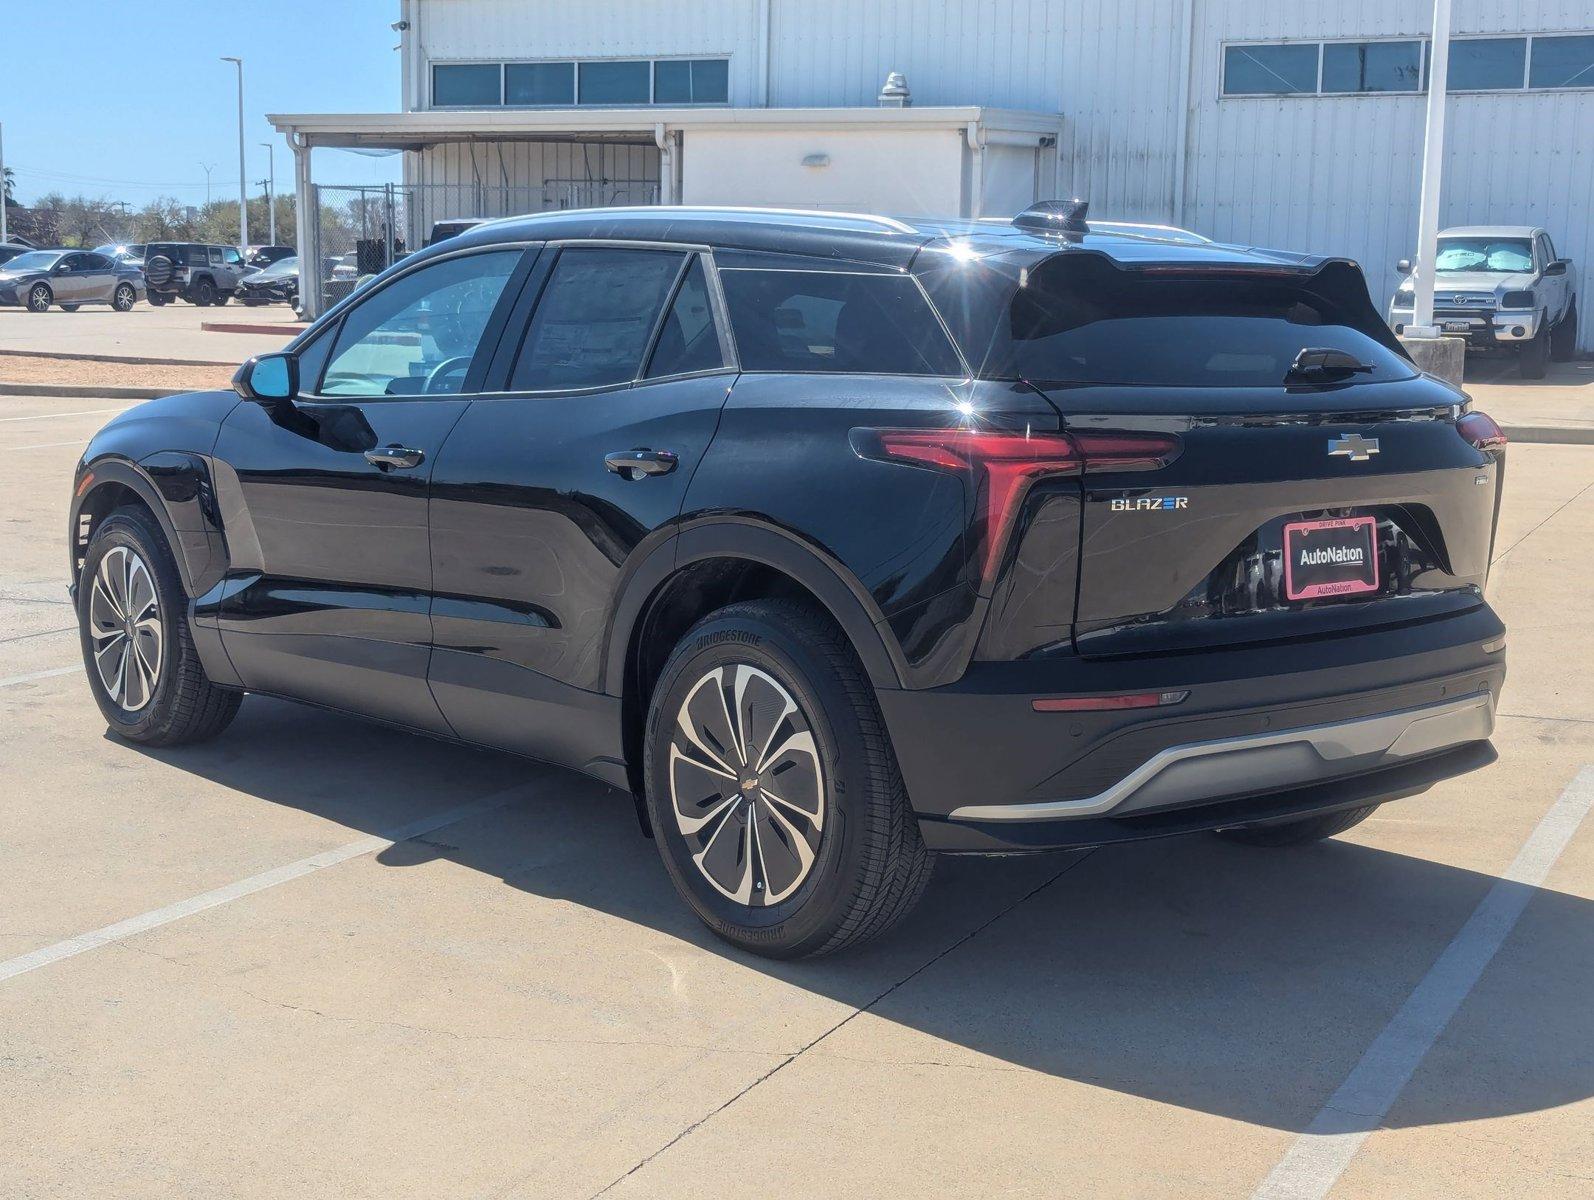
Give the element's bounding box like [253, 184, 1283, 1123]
[930, 247, 1505, 660]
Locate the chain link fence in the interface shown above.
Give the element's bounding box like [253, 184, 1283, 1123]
[306, 177, 661, 313]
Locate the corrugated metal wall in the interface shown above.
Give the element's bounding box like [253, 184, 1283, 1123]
[412, 0, 1592, 347]
[1187, 0, 1594, 348]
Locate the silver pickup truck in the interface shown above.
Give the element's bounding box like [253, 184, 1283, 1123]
[1388, 225, 1579, 379]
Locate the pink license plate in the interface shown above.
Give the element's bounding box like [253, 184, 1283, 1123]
[1283, 515, 1380, 601]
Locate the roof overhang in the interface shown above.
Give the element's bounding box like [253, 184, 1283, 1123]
[267, 105, 1064, 151]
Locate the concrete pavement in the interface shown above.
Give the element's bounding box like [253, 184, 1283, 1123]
[0, 392, 1590, 1198]
[0, 303, 299, 364]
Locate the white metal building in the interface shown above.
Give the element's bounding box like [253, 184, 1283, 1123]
[272, 0, 1594, 345]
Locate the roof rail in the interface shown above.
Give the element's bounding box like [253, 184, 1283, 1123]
[479, 205, 918, 236]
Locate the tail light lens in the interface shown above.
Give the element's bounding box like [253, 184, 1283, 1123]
[854, 427, 1180, 580]
[1458, 411, 1507, 452]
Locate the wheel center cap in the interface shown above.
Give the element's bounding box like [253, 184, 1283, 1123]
[741, 777, 759, 793]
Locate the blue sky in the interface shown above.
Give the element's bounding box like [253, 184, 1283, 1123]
[2, 1, 402, 207]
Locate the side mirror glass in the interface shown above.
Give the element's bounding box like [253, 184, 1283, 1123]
[53, 263, 71, 276]
[232, 352, 298, 405]
[1396, 258, 1412, 275]
[1544, 259, 1568, 277]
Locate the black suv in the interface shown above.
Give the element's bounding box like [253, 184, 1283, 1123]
[69, 205, 1507, 957]
[141, 242, 251, 306]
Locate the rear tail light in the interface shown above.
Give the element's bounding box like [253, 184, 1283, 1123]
[1458, 411, 1507, 452]
[1032, 690, 1188, 712]
[854, 426, 1180, 580]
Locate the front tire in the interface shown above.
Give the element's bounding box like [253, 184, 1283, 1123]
[188, 277, 217, 306]
[1519, 323, 1550, 379]
[643, 599, 932, 958]
[1551, 299, 1578, 362]
[1215, 804, 1378, 847]
[77, 507, 241, 746]
[26, 283, 52, 312]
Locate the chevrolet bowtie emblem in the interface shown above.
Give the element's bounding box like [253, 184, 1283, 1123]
[1327, 433, 1380, 462]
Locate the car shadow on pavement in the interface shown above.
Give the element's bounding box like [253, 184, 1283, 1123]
[118, 694, 1594, 1136]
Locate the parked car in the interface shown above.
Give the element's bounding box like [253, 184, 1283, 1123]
[425, 217, 484, 247]
[0, 242, 35, 268]
[1388, 225, 1579, 379]
[92, 242, 147, 268]
[68, 205, 1507, 958]
[246, 244, 295, 269]
[141, 242, 252, 306]
[0, 248, 145, 312]
[235, 255, 308, 306]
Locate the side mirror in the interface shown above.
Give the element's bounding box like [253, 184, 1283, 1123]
[1544, 259, 1569, 277]
[1396, 258, 1413, 275]
[232, 352, 298, 406]
[53, 263, 71, 276]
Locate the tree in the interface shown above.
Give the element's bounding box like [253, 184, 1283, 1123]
[2, 165, 15, 205]
[34, 191, 124, 247]
[132, 197, 193, 243]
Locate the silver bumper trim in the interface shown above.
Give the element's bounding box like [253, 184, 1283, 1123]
[948, 693, 1495, 823]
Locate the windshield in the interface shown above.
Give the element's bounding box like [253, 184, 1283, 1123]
[258, 257, 297, 278]
[1435, 237, 1533, 274]
[1, 251, 63, 273]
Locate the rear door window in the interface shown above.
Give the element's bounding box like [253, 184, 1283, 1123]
[644, 257, 725, 378]
[718, 268, 964, 376]
[509, 247, 684, 390]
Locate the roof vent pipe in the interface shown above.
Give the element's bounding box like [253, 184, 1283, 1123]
[878, 71, 911, 107]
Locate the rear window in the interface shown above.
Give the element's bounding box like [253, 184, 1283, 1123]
[719, 269, 964, 377]
[984, 255, 1413, 387]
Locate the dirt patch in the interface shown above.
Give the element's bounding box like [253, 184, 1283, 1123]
[0, 353, 233, 391]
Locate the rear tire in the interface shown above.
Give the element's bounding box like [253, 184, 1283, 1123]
[147, 292, 169, 307]
[643, 599, 933, 958]
[1551, 299, 1578, 362]
[77, 507, 241, 746]
[1519, 324, 1550, 379]
[112, 283, 137, 312]
[1215, 804, 1379, 847]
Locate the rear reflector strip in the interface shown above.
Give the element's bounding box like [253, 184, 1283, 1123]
[1032, 690, 1189, 712]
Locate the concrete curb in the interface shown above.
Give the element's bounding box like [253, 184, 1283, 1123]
[0, 348, 238, 368]
[1500, 424, 1594, 446]
[200, 321, 305, 337]
[0, 382, 189, 400]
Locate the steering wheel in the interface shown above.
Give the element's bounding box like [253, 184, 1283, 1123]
[423, 356, 474, 394]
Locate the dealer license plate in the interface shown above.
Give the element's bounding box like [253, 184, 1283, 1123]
[1283, 515, 1380, 601]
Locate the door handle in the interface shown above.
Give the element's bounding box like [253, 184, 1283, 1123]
[364, 445, 426, 470]
[604, 448, 678, 480]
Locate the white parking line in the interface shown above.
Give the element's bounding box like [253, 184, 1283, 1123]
[0, 406, 127, 422]
[0, 782, 539, 985]
[12, 439, 88, 451]
[0, 665, 79, 689]
[1251, 765, 1594, 1200]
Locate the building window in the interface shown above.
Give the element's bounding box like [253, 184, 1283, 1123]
[1224, 33, 1594, 96]
[654, 58, 730, 104]
[577, 60, 652, 104]
[505, 62, 575, 105]
[1448, 37, 1527, 90]
[432, 63, 501, 107]
[1222, 43, 1318, 95]
[434, 56, 730, 107]
[1322, 40, 1422, 92]
[1529, 34, 1594, 88]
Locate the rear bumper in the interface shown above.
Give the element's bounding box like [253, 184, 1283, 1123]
[879, 604, 1506, 852]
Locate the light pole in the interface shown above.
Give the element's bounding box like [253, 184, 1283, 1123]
[221, 56, 248, 251]
[199, 162, 216, 207]
[1409, 0, 1453, 339]
[260, 142, 276, 244]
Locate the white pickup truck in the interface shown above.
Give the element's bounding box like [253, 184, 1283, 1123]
[1388, 225, 1579, 379]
